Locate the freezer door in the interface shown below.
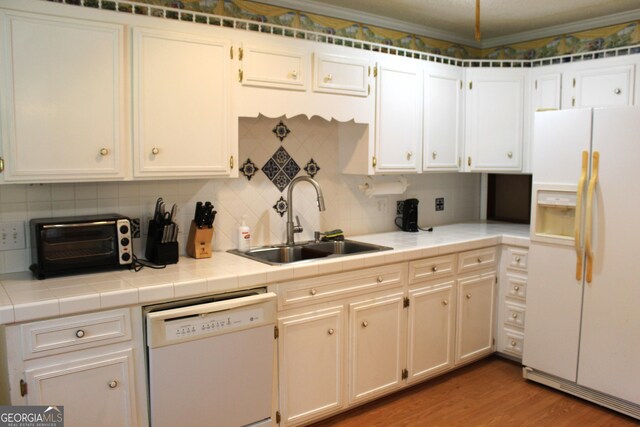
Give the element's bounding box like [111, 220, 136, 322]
[577, 106, 640, 405]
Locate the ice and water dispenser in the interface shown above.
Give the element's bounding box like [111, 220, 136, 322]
[532, 188, 577, 242]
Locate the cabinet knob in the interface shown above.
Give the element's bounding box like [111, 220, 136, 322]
[99, 148, 109, 156]
[614, 88, 622, 95]
[477, 258, 482, 263]
[325, 74, 333, 82]
[310, 288, 317, 296]
[432, 151, 437, 160]
[362, 320, 369, 327]
[512, 313, 518, 319]
[75, 329, 85, 338]
[442, 299, 449, 306]
[510, 340, 517, 347]
[290, 70, 298, 79]
[108, 380, 118, 389]
[515, 256, 521, 262]
[431, 266, 438, 272]
[507, 151, 513, 158]
[327, 328, 335, 335]
[406, 151, 413, 160]
[466, 293, 472, 299]
[376, 276, 383, 283]
[151, 147, 160, 155]
[513, 285, 520, 291]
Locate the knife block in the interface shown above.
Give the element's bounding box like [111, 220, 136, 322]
[145, 219, 179, 265]
[186, 221, 214, 259]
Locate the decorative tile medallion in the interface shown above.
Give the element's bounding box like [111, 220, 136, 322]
[262, 146, 300, 192]
[273, 196, 288, 217]
[240, 158, 259, 181]
[304, 158, 320, 178]
[272, 120, 291, 142]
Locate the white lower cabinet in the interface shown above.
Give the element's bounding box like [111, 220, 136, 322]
[407, 279, 455, 383]
[455, 270, 496, 365]
[349, 291, 406, 404]
[277, 306, 345, 426]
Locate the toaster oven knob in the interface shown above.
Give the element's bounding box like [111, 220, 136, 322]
[121, 253, 131, 262]
[121, 237, 130, 247]
[75, 330, 85, 338]
[120, 225, 129, 234]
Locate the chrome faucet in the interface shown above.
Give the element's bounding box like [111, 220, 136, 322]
[286, 176, 326, 245]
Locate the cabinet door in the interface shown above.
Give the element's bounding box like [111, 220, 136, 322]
[24, 350, 137, 427]
[241, 45, 307, 91]
[423, 64, 462, 171]
[465, 68, 528, 171]
[349, 292, 405, 404]
[278, 306, 344, 426]
[0, 12, 126, 182]
[570, 64, 634, 108]
[407, 280, 455, 383]
[133, 28, 232, 178]
[455, 271, 496, 365]
[532, 72, 562, 111]
[374, 60, 422, 172]
[313, 53, 369, 97]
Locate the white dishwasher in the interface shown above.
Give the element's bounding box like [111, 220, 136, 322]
[144, 288, 277, 427]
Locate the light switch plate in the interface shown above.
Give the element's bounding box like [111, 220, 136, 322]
[0, 221, 26, 251]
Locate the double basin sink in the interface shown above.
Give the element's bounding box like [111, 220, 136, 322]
[229, 240, 392, 265]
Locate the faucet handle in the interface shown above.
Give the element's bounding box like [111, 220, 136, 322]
[314, 231, 324, 243]
[294, 216, 303, 234]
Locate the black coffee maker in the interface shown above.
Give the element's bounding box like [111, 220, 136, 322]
[396, 198, 419, 232]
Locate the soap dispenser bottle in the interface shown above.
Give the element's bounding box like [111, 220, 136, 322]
[237, 216, 251, 252]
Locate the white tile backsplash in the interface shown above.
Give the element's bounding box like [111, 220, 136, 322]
[0, 116, 481, 274]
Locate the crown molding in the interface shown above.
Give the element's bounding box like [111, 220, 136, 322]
[261, 0, 640, 50]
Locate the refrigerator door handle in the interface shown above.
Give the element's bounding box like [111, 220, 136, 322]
[575, 150, 589, 281]
[585, 151, 600, 283]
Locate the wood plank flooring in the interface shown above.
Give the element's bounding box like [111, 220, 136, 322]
[311, 356, 639, 426]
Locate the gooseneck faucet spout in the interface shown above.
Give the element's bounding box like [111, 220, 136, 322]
[286, 176, 325, 245]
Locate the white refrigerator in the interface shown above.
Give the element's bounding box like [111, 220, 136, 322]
[523, 106, 640, 418]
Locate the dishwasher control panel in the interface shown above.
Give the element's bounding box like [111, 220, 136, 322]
[164, 307, 265, 342]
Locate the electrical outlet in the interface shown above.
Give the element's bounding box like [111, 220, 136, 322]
[0, 221, 26, 251]
[130, 218, 141, 238]
[435, 197, 445, 211]
[377, 199, 387, 213]
[396, 200, 404, 215]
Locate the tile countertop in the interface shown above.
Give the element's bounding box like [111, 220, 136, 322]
[0, 222, 529, 325]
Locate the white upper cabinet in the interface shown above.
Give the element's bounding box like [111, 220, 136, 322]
[374, 56, 422, 173]
[532, 69, 562, 111]
[240, 44, 308, 91]
[464, 68, 529, 172]
[313, 52, 369, 97]
[565, 58, 635, 108]
[422, 63, 463, 171]
[0, 12, 127, 182]
[132, 27, 234, 178]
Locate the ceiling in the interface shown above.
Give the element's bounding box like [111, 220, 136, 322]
[267, 0, 640, 48]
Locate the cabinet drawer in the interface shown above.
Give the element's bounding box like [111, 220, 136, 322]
[501, 329, 524, 357]
[506, 247, 528, 271]
[409, 254, 456, 284]
[278, 264, 404, 309]
[313, 53, 369, 96]
[21, 308, 131, 360]
[458, 247, 496, 273]
[506, 274, 527, 300]
[241, 45, 307, 90]
[504, 302, 526, 329]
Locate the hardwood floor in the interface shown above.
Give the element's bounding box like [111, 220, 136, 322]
[310, 356, 639, 426]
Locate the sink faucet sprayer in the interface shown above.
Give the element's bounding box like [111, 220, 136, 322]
[286, 176, 325, 245]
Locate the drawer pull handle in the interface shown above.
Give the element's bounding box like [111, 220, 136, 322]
[362, 320, 369, 328]
[99, 148, 109, 156]
[510, 340, 517, 347]
[477, 258, 482, 263]
[406, 151, 413, 160]
[376, 276, 383, 283]
[310, 288, 317, 296]
[614, 88, 622, 95]
[515, 256, 521, 262]
[108, 380, 118, 389]
[442, 299, 449, 306]
[325, 73, 333, 82]
[431, 266, 438, 272]
[151, 147, 160, 155]
[290, 70, 298, 79]
[327, 328, 335, 335]
[432, 151, 437, 160]
[466, 293, 472, 299]
[512, 313, 518, 319]
[514, 285, 520, 291]
[507, 151, 513, 159]
[75, 329, 85, 338]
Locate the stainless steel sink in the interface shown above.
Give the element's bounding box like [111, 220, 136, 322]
[228, 240, 392, 265]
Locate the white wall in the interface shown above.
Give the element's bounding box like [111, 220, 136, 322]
[0, 115, 481, 274]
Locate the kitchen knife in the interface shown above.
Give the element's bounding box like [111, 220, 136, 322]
[194, 202, 204, 228]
